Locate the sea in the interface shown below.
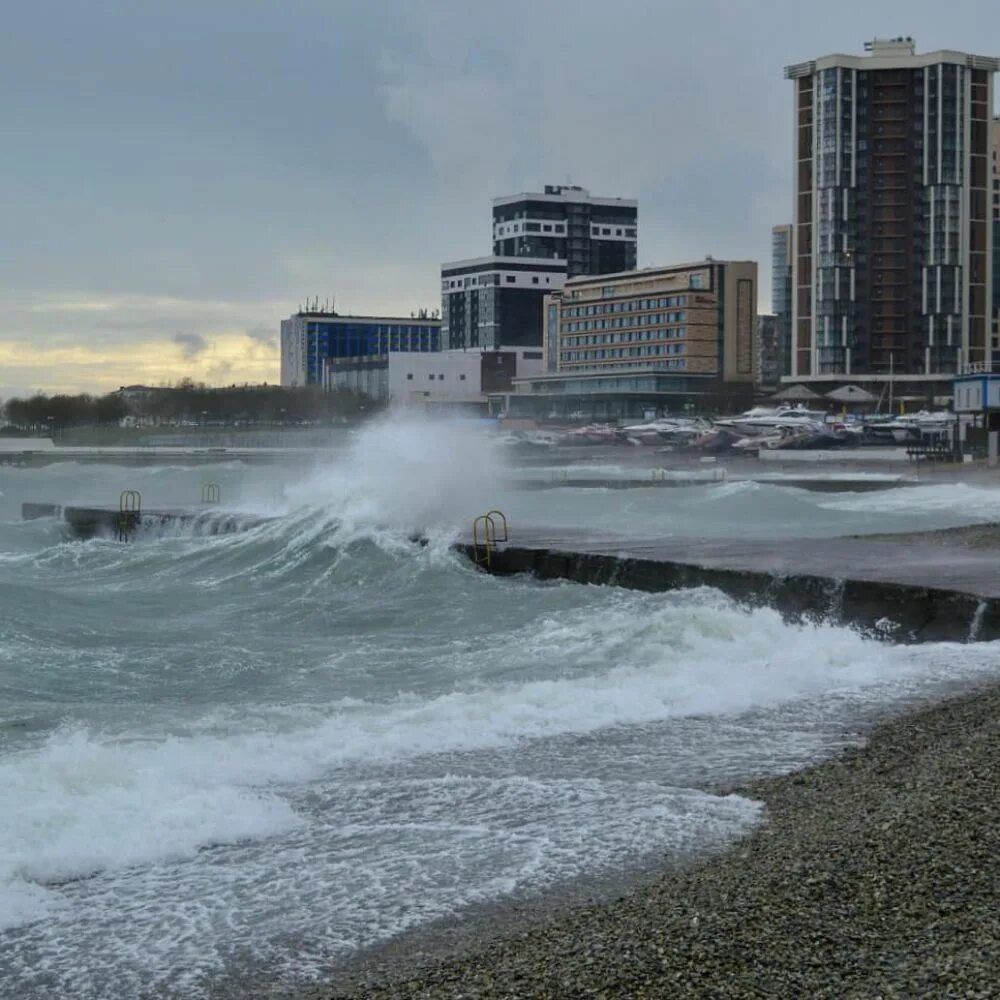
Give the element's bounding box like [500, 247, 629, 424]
[3, 417, 1000, 998]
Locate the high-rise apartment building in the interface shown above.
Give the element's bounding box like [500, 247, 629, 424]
[492, 185, 638, 277]
[785, 38, 999, 387]
[992, 117, 1000, 360]
[771, 224, 793, 377]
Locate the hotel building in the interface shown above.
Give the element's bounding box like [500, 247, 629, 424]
[493, 259, 757, 419]
[492, 185, 638, 278]
[785, 38, 999, 391]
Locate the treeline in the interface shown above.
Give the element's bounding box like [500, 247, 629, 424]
[3, 392, 127, 430]
[1, 382, 378, 432]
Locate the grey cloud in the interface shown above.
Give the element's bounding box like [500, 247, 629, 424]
[246, 325, 277, 349]
[2, 0, 999, 393]
[173, 332, 208, 358]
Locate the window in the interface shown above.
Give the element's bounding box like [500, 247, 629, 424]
[406, 373, 413, 380]
[439, 374, 444, 380]
[506, 276, 515, 283]
[428, 374, 435, 380]
[532, 277, 539, 284]
[459, 374, 466, 380]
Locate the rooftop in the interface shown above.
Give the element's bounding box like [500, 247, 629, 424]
[785, 38, 1000, 78]
[563, 257, 755, 287]
[493, 187, 637, 209]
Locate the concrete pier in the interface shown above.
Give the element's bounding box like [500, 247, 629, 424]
[22, 501, 1000, 642]
[22, 502, 270, 539]
[456, 529, 1000, 643]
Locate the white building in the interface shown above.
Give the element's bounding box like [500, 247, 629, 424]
[324, 348, 545, 410]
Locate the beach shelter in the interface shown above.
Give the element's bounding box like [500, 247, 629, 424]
[768, 384, 823, 402]
[825, 384, 877, 407]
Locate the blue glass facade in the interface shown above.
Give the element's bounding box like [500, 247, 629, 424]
[304, 321, 440, 384]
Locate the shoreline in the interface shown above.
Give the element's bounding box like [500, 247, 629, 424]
[295, 681, 1000, 999]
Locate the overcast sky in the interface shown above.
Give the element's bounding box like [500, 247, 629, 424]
[2, 0, 998, 396]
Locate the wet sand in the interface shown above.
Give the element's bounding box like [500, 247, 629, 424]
[299, 683, 1000, 999]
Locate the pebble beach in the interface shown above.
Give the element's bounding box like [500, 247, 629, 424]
[307, 683, 1000, 999]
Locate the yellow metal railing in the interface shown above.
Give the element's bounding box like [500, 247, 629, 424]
[484, 509, 508, 543]
[472, 510, 509, 567]
[118, 489, 142, 542]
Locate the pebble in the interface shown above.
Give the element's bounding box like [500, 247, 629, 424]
[298, 685, 1000, 999]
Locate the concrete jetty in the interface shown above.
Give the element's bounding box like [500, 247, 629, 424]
[456, 528, 1000, 643]
[21, 502, 270, 539]
[22, 501, 1000, 641]
[1, 445, 321, 468]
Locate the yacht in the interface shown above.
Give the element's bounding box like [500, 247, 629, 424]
[714, 404, 829, 437]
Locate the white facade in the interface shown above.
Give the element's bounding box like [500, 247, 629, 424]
[953, 373, 1000, 411]
[280, 317, 308, 387]
[390, 349, 545, 406]
[389, 351, 484, 404]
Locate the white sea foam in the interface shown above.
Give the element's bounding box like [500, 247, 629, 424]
[4, 586, 997, 933]
[0, 726, 300, 929]
[277, 414, 506, 532]
[819, 482, 1000, 518]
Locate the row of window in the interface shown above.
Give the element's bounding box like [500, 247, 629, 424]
[495, 221, 566, 237]
[591, 226, 637, 238]
[562, 328, 688, 347]
[560, 343, 687, 361]
[444, 274, 555, 289]
[563, 295, 688, 317]
[558, 357, 690, 371]
[562, 313, 687, 333]
[404, 373, 469, 381]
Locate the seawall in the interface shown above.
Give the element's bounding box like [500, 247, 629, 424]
[454, 533, 1000, 643]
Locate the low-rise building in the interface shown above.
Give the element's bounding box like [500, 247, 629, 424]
[493, 258, 757, 419]
[324, 348, 545, 413]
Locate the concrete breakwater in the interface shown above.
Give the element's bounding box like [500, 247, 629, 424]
[455, 530, 1000, 644]
[21, 502, 271, 539]
[23, 502, 1000, 642]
